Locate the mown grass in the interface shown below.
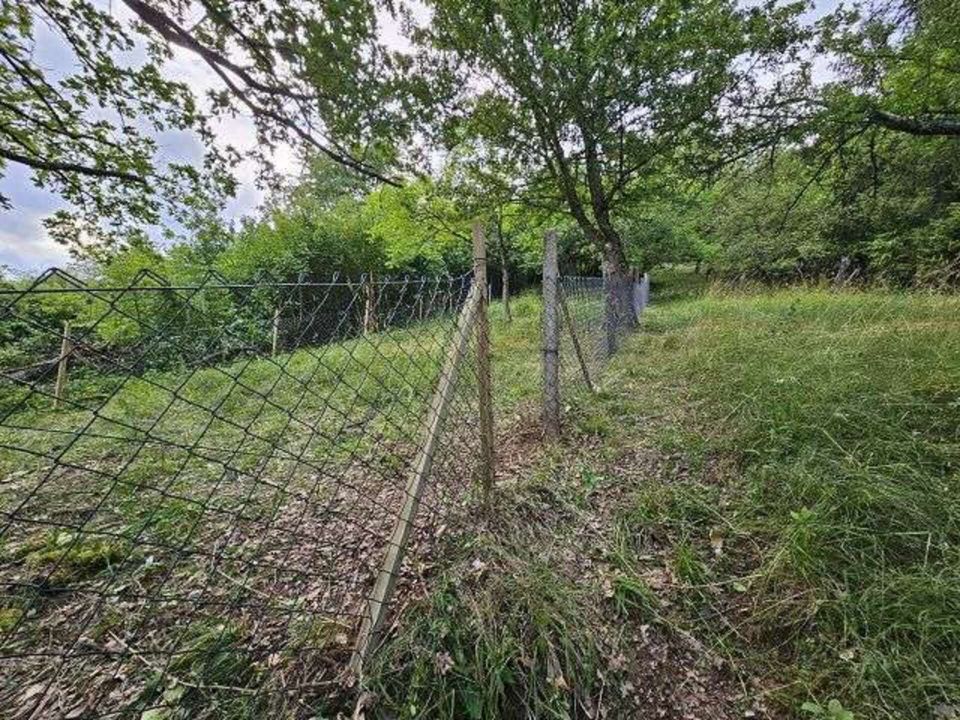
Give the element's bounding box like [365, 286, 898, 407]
[614, 270, 960, 718]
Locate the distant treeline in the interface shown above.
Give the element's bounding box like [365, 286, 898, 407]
[629, 133, 960, 287]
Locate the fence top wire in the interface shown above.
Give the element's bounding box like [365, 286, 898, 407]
[0, 264, 484, 718]
[0, 266, 473, 296]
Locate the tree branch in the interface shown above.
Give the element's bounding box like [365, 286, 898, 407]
[869, 109, 960, 136]
[0, 147, 148, 184]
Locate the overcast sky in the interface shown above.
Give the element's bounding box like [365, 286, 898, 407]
[0, 1, 837, 274]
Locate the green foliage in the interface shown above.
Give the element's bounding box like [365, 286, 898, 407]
[0, 1, 238, 255]
[801, 699, 855, 720]
[363, 180, 470, 272]
[652, 133, 960, 284]
[413, 0, 809, 271]
[820, 0, 960, 136]
[3, 1, 412, 257]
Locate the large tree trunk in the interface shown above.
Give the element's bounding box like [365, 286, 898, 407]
[594, 226, 636, 356]
[599, 227, 636, 320]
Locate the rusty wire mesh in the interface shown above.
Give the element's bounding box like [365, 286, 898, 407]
[0, 268, 483, 718]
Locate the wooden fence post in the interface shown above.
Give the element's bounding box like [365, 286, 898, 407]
[542, 229, 560, 439]
[53, 320, 72, 409]
[351, 284, 483, 673]
[473, 221, 495, 501]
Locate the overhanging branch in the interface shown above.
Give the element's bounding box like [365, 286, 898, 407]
[0, 147, 148, 184]
[869, 109, 960, 137]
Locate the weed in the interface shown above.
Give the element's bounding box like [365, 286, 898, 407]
[610, 572, 658, 620]
[672, 539, 709, 586]
[25, 530, 130, 583]
[0, 607, 22, 632]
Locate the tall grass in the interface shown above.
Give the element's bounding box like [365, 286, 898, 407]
[623, 276, 960, 718]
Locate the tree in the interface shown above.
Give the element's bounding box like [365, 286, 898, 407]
[1, 1, 417, 256]
[363, 178, 471, 273]
[820, 0, 960, 138]
[413, 0, 808, 320]
[436, 150, 546, 321]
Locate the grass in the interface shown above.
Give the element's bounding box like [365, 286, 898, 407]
[364, 454, 603, 720]
[10, 269, 954, 718]
[608, 269, 960, 717]
[366, 269, 960, 720]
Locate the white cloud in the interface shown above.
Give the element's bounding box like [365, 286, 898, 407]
[0, 217, 71, 275]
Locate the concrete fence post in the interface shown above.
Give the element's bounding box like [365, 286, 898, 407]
[542, 229, 560, 439]
[363, 273, 378, 335]
[271, 306, 281, 356]
[351, 283, 484, 673]
[54, 320, 72, 409]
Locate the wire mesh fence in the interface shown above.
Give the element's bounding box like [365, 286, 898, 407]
[557, 276, 606, 393]
[557, 271, 651, 392]
[0, 268, 487, 718]
[540, 229, 651, 434]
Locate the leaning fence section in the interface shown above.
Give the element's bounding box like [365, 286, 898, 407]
[0, 262, 489, 718]
[541, 231, 650, 435]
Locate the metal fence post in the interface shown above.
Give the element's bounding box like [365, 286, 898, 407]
[473, 221, 495, 500]
[53, 320, 72, 409]
[542, 229, 560, 439]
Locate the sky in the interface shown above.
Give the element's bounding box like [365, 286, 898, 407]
[0, 2, 306, 273]
[0, 1, 837, 275]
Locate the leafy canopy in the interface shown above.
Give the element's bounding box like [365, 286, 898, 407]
[411, 0, 809, 271]
[1, 0, 421, 257]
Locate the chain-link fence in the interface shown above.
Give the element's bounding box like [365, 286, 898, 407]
[0, 266, 489, 718]
[557, 276, 606, 394]
[542, 230, 651, 432]
[555, 272, 649, 388]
